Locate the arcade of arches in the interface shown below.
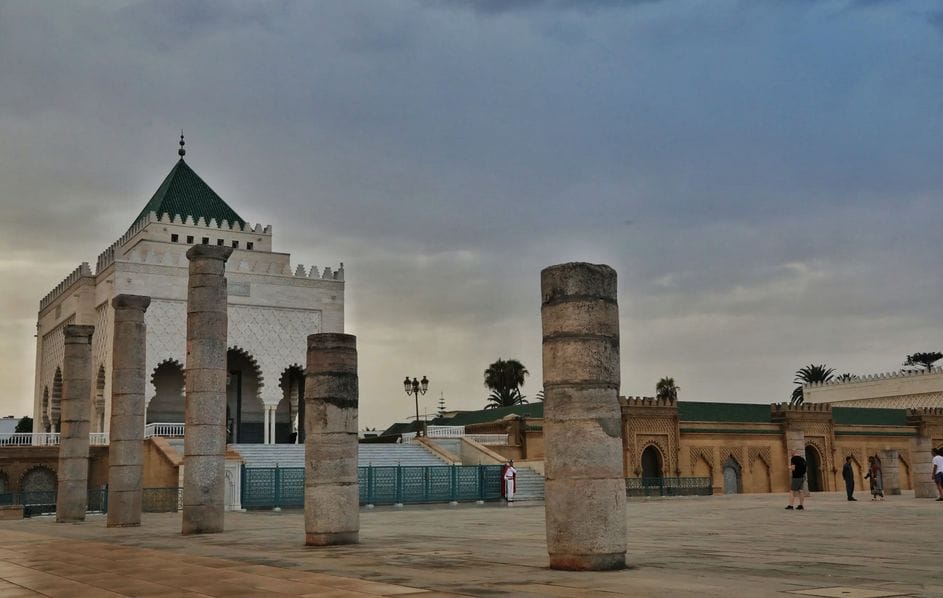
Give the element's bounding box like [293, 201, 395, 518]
[457, 399, 943, 495]
[146, 349, 305, 444]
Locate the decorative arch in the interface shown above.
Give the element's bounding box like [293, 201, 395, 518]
[279, 364, 305, 444]
[689, 446, 715, 474]
[227, 347, 265, 443]
[898, 452, 912, 491]
[805, 443, 825, 492]
[41, 387, 50, 432]
[640, 444, 663, 479]
[94, 364, 106, 433]
[50, 367, 63, 431]
[722, 456, 742, 494]
[20, 465, 56, 493]
[147, 358, 186, 424]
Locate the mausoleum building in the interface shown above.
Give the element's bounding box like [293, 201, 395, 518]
[33, 140, 344, 444]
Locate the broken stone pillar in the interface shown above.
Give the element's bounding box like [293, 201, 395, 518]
[910, 436, 936, 498]
[182, 245, 233, 535]
[56, 324, 95, 523]
[879, 449, 901, 496]
[107, 294, 151, 527]
[784, 429, 806, 492]
[304, 333, 359, 546]
[541, 263, 626, 571]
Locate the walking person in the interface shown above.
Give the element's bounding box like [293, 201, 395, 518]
[842, 456, 857, 501]
[865, 455, 884, 500]
[931, 448, 943, 501]
[786, 449, 806, 510]
[502, 459, 517, 503]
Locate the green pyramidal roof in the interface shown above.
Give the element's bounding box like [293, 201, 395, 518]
[133, 159, 245, 227]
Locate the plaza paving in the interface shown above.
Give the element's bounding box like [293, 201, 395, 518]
[0, 491, 941, 597]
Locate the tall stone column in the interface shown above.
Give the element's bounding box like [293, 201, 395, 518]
[541, 263, 626, 571]
[56, 324, 95, 523]
[182, 245, 233, 535]
[879, 449, 901, 496]
[107, 294, 151, 527]
[304, 333, 359, 546]
[910, 436, 936, 498]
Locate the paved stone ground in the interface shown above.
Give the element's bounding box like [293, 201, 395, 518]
[0, 491, 941, 597]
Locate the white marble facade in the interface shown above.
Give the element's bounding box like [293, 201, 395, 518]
[34, 195, 344, 444]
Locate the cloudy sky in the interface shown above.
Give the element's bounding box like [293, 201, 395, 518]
[1, 0, 941, 429]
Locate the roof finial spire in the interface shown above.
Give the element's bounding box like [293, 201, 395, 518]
[178, 130, 186, 159]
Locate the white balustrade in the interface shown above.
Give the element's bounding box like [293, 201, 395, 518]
[466, 434, 509, 445]
[144, 422, 185, 438]
[89, 432, 109, 446]
[0, 433, 59, 446]
[425, 425, 466, 438]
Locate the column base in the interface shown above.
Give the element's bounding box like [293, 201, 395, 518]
[305, 532, 359, 546]
[549, 552, 627, 571]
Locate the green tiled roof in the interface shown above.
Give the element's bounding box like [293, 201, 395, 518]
[379, 422, 417, 437]
[133, 159, 245, 226]
[832, 407, 909, 427]
[433, 402, 544, 426]
[677, 402, 772, 424]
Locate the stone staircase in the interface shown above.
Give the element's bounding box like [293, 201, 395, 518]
[512, 467, 545, 502]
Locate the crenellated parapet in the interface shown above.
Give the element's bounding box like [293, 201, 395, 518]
[805, 367, 942, 389]
[621, 396, 675, 408]
[96, 211, 273, 274]
[771, 402, 831, 420]
[906, 407, 943, 438]
[39, 263, 93, 312]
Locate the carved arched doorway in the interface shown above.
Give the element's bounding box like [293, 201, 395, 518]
[641, 445, 663, 480]
[279, 366, 305, 444]
[94, 365, 106, 433]
[805, 445, 823, 492]
[227, 347, 264, 443]
[147, 360, 185, 424]
[50, 368, 63, 433]
[722, 456, 742, 494]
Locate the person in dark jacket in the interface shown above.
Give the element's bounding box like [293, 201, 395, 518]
[842, 456, 857, 501]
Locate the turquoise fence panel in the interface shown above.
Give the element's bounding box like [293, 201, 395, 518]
[241, 465, 504, 509]
[625, 477, 712, 497]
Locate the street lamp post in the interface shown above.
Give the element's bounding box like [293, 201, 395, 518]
[403, 375, 429, 437]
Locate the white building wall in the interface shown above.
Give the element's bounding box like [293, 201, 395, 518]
[34, 214, 344, 437]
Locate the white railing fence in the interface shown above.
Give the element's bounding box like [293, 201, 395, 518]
[1, 423, 188, 447]
[466, 434, 509, 445]
[425, 425, 466, 438]
[144, 422, 185, 438]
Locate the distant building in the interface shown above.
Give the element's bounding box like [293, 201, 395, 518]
[33, 139, 344, 443]
[802, 368, 943, 409]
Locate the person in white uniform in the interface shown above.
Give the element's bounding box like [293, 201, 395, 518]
[503, 459, 517, 503]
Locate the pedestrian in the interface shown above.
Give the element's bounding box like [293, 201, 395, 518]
[842, 456, 856, 501]
[502, 459, 517, 503]
[931, 447, 943, 501]
[865, 455, 884, 500]
[785, 449, 806, 510]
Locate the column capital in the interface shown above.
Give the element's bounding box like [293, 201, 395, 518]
[63, 325, 95, 343]
[186, 245, 234, 262]
[112, 294, 151, 312]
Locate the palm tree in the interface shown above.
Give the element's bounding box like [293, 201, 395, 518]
[790, 364, 835, 406]
[483, 358, 529, 409]
[904, 352, 943, 372]
[655, 377, 679, 401]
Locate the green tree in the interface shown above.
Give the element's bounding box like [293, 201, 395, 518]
[655, 377, 679, 401]
[483, 358, 529, 409]
[904, 352, 943, 372]
[790, 364, 835, 406]
[15, 416, 32, 433]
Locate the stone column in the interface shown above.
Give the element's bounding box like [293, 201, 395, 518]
[107, 294, 151, 527]
[911, 436, 936, 498]
[541, 263, 626, 571]
[182, 245, 233, 535]
[56, 324, 95, 523]
[879, 449, 901, 496]
[304, 333, 359, 546]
